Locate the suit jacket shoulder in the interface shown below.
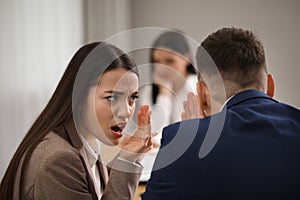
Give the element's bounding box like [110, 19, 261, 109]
[143, 90, 300, 200]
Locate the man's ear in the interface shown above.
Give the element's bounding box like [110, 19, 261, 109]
[196, 81, 212, 116]
[267, 74, 275, 98]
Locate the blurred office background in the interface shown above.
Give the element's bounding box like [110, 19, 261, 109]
[1, 0, 299, 179]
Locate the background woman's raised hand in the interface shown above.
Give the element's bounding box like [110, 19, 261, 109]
[181, 92, 205, 120]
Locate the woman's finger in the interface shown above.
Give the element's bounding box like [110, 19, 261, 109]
[182, 92, 204, 120]
[181, 111, 187, 121]
[187, 92, 196, 118]
[183, 100, 190, 118]
[188, 92, 202, 119]
[138, 105, 150, 126]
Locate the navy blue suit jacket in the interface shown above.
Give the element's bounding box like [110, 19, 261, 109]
[142, 90, 300, 200]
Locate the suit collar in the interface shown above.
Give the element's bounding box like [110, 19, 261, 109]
[226, 89, 278, 109]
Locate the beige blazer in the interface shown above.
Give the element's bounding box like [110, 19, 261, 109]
[13, 119, 142, 200]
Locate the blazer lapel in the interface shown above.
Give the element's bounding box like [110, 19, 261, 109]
[79, 146, 100, 199]
[62, 118, 100, 200]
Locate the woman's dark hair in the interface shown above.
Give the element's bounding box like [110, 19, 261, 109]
[150, 30, 196, 104]
[0, 41, 137, 199]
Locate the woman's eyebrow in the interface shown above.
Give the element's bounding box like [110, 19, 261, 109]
[104, 90, 124, 95]
[104, 90, 139, 96]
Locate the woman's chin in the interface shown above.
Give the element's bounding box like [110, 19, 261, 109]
[102, 137, 120, 146]
[109, 139, 120, 146]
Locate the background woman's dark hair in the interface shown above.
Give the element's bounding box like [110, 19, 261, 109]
[0, 41, 137, 199]
[150, 30, 196, 104]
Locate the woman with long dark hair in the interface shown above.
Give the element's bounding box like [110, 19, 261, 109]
[0, 42, 152, 199]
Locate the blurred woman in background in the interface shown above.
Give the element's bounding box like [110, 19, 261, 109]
[138, 30, 197, 182]
[140, 30, 197, 144]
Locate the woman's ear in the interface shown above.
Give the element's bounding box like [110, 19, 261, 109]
[267, 74, 275, 98]
[197, 81, 212, 117]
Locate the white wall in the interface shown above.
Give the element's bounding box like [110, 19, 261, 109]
[84, 0, 132, 42]
[131, 0, 300, 108]
[0, 0, 85, 178]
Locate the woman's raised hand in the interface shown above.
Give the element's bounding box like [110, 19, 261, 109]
[119, 105, 154, 163]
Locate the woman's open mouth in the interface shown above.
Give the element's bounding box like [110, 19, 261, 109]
[111, 123, 126, 138]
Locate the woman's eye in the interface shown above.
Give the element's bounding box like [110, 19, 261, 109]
[165, 59, 174, 64]
[129, 95, 139, 102]
[106, 95, 118, 102]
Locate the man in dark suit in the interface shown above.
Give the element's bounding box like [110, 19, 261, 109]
[142, 27, 300, 199]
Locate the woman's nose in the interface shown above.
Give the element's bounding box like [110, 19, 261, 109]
[115, 101, 131, 119]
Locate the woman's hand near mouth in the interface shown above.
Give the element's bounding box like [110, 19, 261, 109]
[119, 105, 154, 163]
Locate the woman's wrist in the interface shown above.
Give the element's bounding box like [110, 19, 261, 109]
[118, 149, 139, 163]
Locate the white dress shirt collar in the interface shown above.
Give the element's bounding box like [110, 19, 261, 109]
[77, 133, 101, 167]
[220, 95, 235, 111]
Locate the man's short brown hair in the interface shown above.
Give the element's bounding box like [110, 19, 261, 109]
[197, 27, 267, 89]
